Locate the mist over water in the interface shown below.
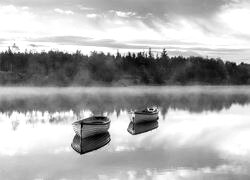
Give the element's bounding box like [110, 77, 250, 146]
[1, 86, 250, 179]
[1, 86, 250, 114]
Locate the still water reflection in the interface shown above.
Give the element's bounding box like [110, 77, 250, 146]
[127, 121, 159, 135]
[1, 86, 250, 180]
[71, 132, 111, 155]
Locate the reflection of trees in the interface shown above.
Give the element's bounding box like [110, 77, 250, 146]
[11, 120, 19, 131]
[0, 91, 250, 116]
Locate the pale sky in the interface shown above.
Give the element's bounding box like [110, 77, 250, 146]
[1, 0, 250, 62]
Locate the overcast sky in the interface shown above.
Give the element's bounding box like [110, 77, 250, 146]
[1, 0, 250, 62]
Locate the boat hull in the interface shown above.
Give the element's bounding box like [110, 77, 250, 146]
[132, 113, 159, 123]
[72, 116, 110, 138]
[73, 123, 110, 138]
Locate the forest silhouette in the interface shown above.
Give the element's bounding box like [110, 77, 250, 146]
[0, 48, 250, 85]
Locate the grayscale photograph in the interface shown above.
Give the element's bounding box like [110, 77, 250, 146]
[1, 0, 250, 179]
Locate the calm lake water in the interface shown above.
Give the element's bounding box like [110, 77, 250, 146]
[1, 86, 250, 180]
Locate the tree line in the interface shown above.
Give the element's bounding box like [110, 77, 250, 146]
[0, 48, 250, 85]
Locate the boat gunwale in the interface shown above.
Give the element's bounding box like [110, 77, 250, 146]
[72, 116, 110, 125]
[134, 110, 159, 115]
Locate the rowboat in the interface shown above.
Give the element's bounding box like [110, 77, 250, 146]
[71, 132, 111, 155]
[130, 106, 159, 124]
[127, 120, 159, 135]
[72, 116, 110, 138]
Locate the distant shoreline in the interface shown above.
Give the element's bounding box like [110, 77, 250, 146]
[1, 85, 250, 92]
[1, 50, 250, 86]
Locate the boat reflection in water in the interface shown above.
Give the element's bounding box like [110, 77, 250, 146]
[71, 132, 111, 155]
[127, 120, 159, 135]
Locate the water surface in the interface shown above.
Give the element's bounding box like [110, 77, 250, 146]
[1, 86, 250, 180]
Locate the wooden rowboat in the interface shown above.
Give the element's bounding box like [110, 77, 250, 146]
[130, 106, 159, 124]
[72, 116, 110, 138]
[71, 132, 111, 155]
[127, 120, 159, 135]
